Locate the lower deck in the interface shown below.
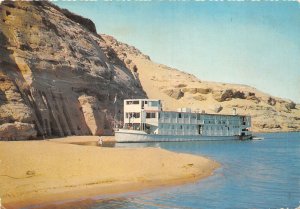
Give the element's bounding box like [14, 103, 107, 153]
[115, 129, 252, 143]
[123, 122, 251, 137]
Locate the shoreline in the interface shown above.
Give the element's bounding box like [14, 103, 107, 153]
[0, 136, 220, 209]
[6, 170, 215, 209]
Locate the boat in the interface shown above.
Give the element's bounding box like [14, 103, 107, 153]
[115, 99, 252, 142]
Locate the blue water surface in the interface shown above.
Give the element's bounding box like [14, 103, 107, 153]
[66, 133, 300, 209]
[93, 132, 300, 209]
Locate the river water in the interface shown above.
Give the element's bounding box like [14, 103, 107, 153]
[92, 132, 300, 209]
[50, 132, 300, 209]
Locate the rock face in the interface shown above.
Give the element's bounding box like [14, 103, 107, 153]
[0, 1, 299, 136]
[78, 95, 105, 136]
[285, 101, 296, 110]
[163, 89, 184, 100]
[0, 1, 146, 140]
[0, 122, 37, 140]
[212, 89, 246, 102]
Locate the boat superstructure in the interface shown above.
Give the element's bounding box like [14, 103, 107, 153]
[115, 99, 251, 142]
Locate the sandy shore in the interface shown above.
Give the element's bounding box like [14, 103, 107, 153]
[0, 136, 219, 208]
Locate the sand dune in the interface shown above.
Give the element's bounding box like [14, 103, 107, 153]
[0, 136, 219, 208]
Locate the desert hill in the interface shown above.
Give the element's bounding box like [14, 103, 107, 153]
[102, 35, 300, 133]
[0, 1, 299, 140]
[0, 1, 145, 140]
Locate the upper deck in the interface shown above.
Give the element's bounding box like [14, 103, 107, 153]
[122, 99, 251, 136]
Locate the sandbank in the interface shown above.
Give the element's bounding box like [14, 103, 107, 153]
[0, 136, 219, 208]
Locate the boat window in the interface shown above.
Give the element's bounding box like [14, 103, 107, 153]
[126, 112, 140, 118]
[133, 113, 140, 118]
[146, 112, 156, 118]
[149, 101, 159, 107]
[178, 113, 182, 118]
[126, 100, 139, 105]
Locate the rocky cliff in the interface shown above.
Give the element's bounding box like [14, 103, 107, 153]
[102, 35, 300, 133]
[0, 1, 146, 140]
[0, 1, 299, 140]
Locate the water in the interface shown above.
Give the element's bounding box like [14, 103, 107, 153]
[61, 133, 300, 208]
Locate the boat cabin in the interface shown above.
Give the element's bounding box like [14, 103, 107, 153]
[123, 99, 251, 137]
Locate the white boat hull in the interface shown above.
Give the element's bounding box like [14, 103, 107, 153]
[115, 130, 251, 143]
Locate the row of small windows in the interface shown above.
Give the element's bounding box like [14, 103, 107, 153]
[126, 101, 140, 105]
[125, 112, 157, 119]
[160, 124, 196, 130]
[159, 124, 240, 131]
[160, 112, 244, 121]
[146, 113, 156, 118]
[125, 111, 248, 123]
[126, 100, 160, 107]
[125, 112, 140, 118]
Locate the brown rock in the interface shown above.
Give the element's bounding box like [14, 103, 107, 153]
[196, 88, 211, 94]
[164, 89, 184, 100]
[174, 83, 187, 88]
[214, 105, 223, 113]
[212, 89, 234, 102]
[0, 122, 37, 140]
[285, 101, 296, 110]
[0, 1, 146, 139]
[267, 97, 276, 106]
[245, 92, 260, 103]
[78, 95, 105, 136]
[213, 89, 246, 102]
[182, 87, 211, 94]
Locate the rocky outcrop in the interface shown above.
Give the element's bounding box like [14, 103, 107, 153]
[163, 89, 184, 100]
[0, 1, 146, 140]
[78, 95, 105, 136]
[214, 105, 223, 113]
[212, 89, 246, 102]
[101, 34, 151, 63]
[60, 9, 97, 34]
[183, 87, 211, 94]
[285, 101, 296, 110]
[0, 1, 299, 136]
[267, 97, 276, 106]
[0, 122, 37, 140]
[245, 92, 260, 103]
[48, 2, 97, 34]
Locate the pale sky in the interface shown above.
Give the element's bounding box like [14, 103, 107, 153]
[55, 1, 300, 103]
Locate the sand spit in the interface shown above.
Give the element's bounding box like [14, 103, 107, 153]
[0, 136, 219, 208]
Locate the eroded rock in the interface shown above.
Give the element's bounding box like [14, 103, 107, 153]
[164, 89, 184, 100]
[0, 122, 37, 140]
[0, 1, 146, 139]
